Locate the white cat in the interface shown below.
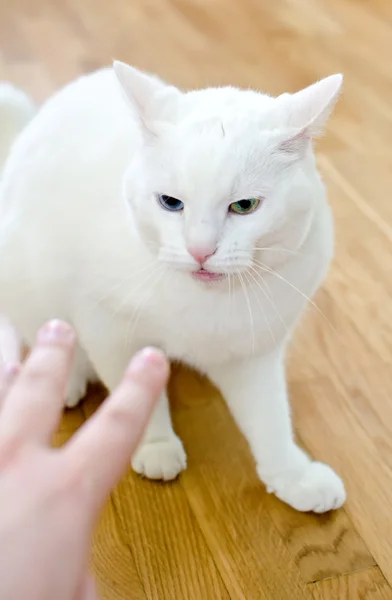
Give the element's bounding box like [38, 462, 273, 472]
[0, 63, 346, 512]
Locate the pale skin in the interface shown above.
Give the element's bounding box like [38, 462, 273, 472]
[0, 319, 169, 600]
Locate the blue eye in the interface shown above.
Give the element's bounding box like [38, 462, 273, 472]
[157, 194, 184, 212]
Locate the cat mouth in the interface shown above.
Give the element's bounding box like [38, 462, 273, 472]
[192, 269, 225, 282]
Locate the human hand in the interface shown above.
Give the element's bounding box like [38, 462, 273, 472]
[0, 320, 169, 600]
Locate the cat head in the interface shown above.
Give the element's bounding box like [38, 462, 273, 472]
[114, 61, 342, 283]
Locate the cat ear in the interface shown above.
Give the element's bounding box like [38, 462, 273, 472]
[277, 74, 343, 154]
[113, 61, 181, 135]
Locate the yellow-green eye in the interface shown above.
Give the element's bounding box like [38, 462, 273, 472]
[229, 198, 261, 215]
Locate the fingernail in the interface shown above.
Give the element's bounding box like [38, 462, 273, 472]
[38, 320, 74, 343]
[128, 347, 168, 375]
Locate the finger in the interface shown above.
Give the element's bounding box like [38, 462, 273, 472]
[65, 347, 169, 511]
[74, 574, 99, 600]
[0, 363, 20, 410]
[0, 320, 76, 443]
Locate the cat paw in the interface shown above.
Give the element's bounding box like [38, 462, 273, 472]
[260, 462, 346, 513]
[65, 377, 88, 408]
[132, 435, 187, 481]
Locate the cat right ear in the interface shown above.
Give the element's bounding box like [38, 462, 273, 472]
[113, 61, 181, 136]
[276, 74, 343, 156]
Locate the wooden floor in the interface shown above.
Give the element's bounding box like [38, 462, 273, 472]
[2, 0, 392, 597]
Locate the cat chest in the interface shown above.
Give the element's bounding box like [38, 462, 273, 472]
[134, 296, 291, 366]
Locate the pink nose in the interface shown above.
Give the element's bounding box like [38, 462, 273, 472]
[188, 247, 216, 264]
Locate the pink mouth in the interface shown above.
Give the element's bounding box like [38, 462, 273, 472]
[192, 269, 225, 282]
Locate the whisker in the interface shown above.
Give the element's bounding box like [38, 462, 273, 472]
[244, 269, 279, 352]
[253, 258, 319, 309]
[228, 272, 232, 320]
[253, 246, 307, 257]
[246, 266, 290, 350]
[238, 272, 255, 356]
[143, 240, 160, 247]
[251, 258, 338, 335]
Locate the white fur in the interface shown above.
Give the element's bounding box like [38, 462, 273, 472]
[0, 84, 35, 364]
[0, 64, 345, 511]
[0, 83, 35, 174]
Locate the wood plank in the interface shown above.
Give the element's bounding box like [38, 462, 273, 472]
[91, 499, 147, 600]
[310, 567, 392, 600]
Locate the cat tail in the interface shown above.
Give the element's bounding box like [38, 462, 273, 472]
[0, 83, 35, 173]
[0, 315, 21, 366]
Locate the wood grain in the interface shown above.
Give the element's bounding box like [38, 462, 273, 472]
[2, 0, 392, 598]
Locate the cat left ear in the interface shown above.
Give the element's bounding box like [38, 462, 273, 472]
[278, 74, 343, 154]
[113, 61, 181, 135]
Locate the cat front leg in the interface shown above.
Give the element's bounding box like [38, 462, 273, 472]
[76, 315, 186, 481]
[65, 344, 98, 408]
[208, 351, 346, 513]
[131, 392, 187, 481]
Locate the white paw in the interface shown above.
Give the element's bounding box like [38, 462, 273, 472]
[261, 462, 346, 513]
[65, 376, 88, 408]
[132, 435, 187, 481]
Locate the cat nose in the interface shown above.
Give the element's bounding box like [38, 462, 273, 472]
[187, 246, 217, 265]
